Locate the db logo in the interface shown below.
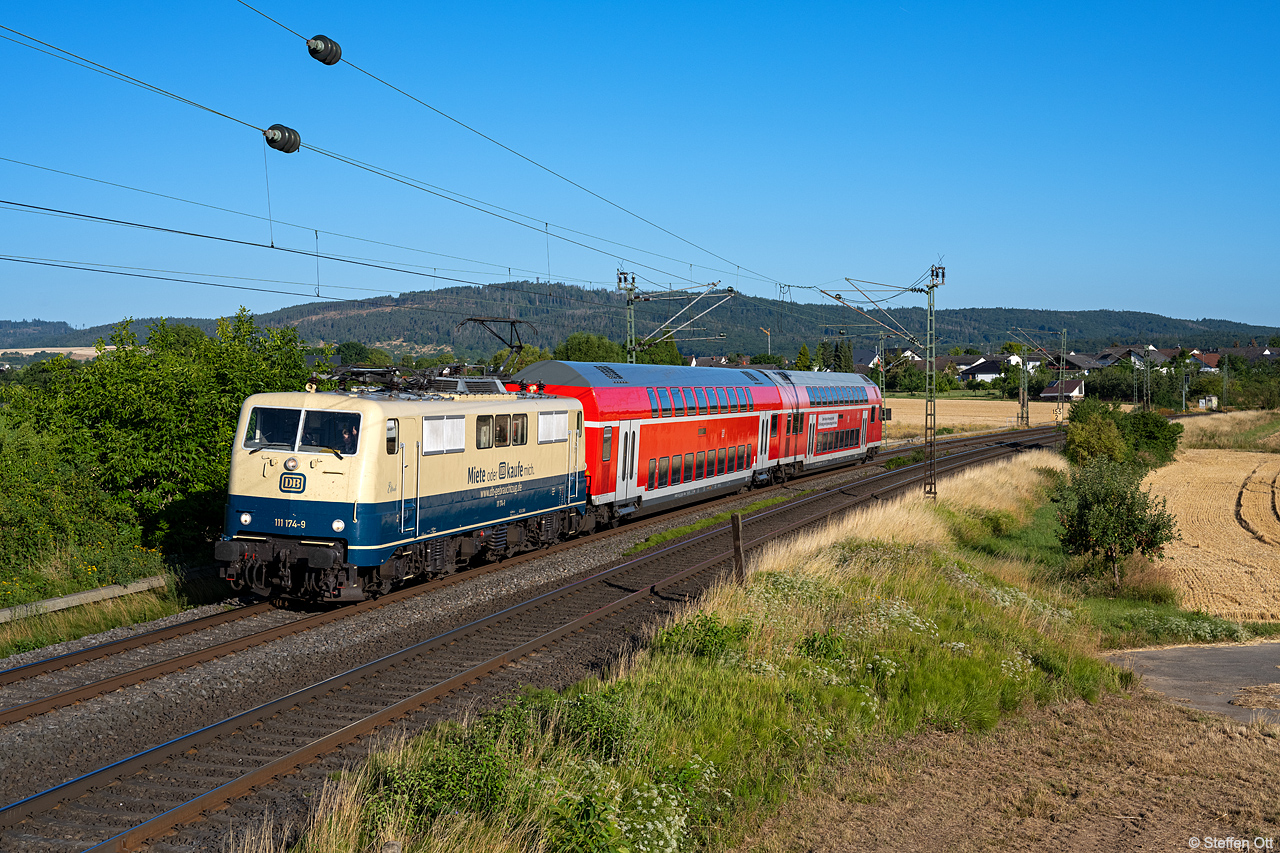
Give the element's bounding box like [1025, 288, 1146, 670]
[279, 472, 306, 493]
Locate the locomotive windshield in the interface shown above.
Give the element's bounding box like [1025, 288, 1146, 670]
[243, 406, 363, 455]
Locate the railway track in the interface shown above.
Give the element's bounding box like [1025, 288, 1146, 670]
[0, 426, 1061, 852]
[0, 425, 1052, 728]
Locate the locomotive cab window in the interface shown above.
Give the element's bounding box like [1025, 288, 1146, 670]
[476, 415, 494, 449]
[512, 413, 528, 445]
[243, 406, 301, 451]
[602, 426, 613, 462]
[385, 419, 398, 455]
[494, 414, 510, 447]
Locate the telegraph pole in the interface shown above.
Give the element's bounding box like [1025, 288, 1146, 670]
[617, 271, 638, 363]
[924, 266, 944, 500]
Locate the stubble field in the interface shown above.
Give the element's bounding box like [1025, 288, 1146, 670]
[1144, 449, 1280, 621]
[883, 398, 1066, 440]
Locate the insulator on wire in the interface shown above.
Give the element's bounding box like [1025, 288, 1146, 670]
[264, 124, 301, 154]
[307, 34, 342, 65]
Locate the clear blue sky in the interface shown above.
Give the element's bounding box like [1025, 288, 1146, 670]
[2, 1, 1277, 332]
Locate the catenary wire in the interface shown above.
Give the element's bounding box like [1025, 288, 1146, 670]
[232, 0, 788, 288]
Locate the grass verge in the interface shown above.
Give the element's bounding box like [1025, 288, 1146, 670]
[0, 569, 230, 660]
[1179, 409, 1280, 452]
[253, 451, 1143, 853]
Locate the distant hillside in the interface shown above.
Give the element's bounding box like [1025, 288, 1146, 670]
[3, 284, 1277, 359]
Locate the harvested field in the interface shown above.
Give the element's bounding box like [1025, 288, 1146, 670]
[883, 398, 1064, 440]
[1144, 450, 1280, 621]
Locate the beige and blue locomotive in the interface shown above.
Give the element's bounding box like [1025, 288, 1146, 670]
[215, 378, 588, 601]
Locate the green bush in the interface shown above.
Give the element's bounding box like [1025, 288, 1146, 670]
[651, 611, 750, 660]
[1064, 414, 1127, 465]
[1054, 460, 1178, 586]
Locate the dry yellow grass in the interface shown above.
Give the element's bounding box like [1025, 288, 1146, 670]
[1144, 450, 1280, 621]
[1180, 409, 1280, 452]
[883, 399, 1066, 440]
[741, 449, 1068, 581]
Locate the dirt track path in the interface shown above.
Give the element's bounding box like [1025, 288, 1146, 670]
[731, 690, 1280, 853]
[1145, 450, 1280, 621]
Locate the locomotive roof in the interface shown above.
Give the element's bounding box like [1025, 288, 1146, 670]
[513, 360, 876, 389]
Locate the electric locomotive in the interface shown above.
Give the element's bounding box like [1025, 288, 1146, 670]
[215, 376, 589, 601]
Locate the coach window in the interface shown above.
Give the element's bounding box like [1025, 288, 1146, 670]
[647, 388, 660, 418]
[870, 407, 877, 423]
[476, 415, 494, 449]
[602, 426, 613, 462]
[673, 389, 687, 417]
[656, 388, 673, 417]
[658, 456, 670, 488]
[494, 414, 510, 447]
[696, 450, 706, 479]
[715, 387, 729, 412]
[512, 414, 528, 445]
[671, 455, 682, 485]
[702, 387, 715, 414]
[738, 444, 746, 469]
[716, 447, 726, 476]
[385, 419, 398, 454]
[725, 445, 735, 473]
[684, 452, 694, 480]
[647, 458, 657, 490]
[693, 387, 708, 415]
[682, 388, 695, 416]
[727, 388, 738, 413]
[743, 388, 754, 411]
[855, 428, 861, 445]
[770, 413, 778, 437]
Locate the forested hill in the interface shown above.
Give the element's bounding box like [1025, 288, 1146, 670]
[3, 283, 1278, 358]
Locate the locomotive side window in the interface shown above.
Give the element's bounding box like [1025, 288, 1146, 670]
[647, 458, 657, 490]
[647, 388, 660, 418]
[494, 414, 510, 447]
[602, 426, 613, 462]
[657, 388, 673, 417]
[512, 414, 528, 445]
[684, 452, 694, 480]
[423, 415, 466, 454]
[476, 415, 494, 449]
[715, 388, 729, 412]
[386, 419, 399, 454]
[696, 450, 706, 479]
[694, 387, 708, 415]
[537, 411, 569, 443]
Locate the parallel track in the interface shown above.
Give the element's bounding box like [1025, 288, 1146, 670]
[0, 428, 1061, 852]
[0, 425, 1055, 727]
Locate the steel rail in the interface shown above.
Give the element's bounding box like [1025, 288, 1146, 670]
[0, 429, 1062, 850]
[0, 426, 1057, 729]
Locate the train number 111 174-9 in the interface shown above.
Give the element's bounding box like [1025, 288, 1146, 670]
[275, 518, 306, 529]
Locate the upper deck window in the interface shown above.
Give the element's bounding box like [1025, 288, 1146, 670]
[682, 388, 695, 416]
[647, 388, 660, 418]
[656, 388, 673, 417]
[715, 387, 729, 412]
[694, 387, 709, 415]
[243, 406, 362, 455]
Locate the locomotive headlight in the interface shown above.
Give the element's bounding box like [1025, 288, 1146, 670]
[331, 519, 346, 533]
[284, 457, 300, 471]
[240, 512, 253, 526]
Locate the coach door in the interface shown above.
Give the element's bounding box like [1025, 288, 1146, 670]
[807, 417, 815, 458]
[860, 410, 868, 448]
[567, 412, 581, 501]
[615, 419, 642, 501]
